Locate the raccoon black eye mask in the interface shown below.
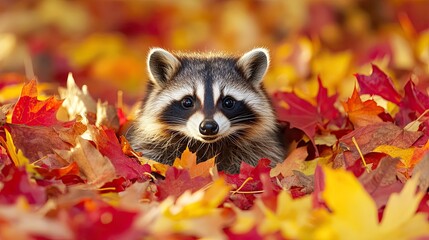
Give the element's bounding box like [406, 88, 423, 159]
[128, 48, 285, 173]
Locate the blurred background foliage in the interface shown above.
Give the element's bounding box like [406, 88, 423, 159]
[0, 0, 428, 104]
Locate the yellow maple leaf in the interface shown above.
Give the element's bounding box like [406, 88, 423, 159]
[148, 178, 231, 239]
[257, 191, 315, 239]
[373, 141, 429, 177]
[322, 167, 429, 239]
[379, 173, 429, 239]
[373, 145, 414, 168]
[1, 129, 35, 174]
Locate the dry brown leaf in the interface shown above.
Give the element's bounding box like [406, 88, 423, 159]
[58, 73, 97, 124]
[96, 99, 119, 130]
[55, 137, 116, 187]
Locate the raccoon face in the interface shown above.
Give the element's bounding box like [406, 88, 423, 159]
[140, 48, 277, 144]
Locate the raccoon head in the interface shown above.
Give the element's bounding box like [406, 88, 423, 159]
[138, 48, 277, 145]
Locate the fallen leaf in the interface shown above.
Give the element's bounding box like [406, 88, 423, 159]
[359, 157, 401, 208]
[11, 80, 64, 126]
[58, 73, 97, 124]
[273, 78, 340, 148]
[156, 167, 212, 201]
[0, 198, 73, 239]
[173, 147, 215, 178]
[96, 99, 119, 131]
[412, 153, 429, 192]
[342, 86, 385, 128]
[322, 167, 429, 239]
[339, 122, 422, 162]
[0, 103, 13, 126]
[379, 174, 429, 239]
[0, 165, 46, 205]
[396, 79, 429, 126]
[89, 126, 151, 181]
[355, 64, 402, 104]
[270, 146, 308, 177]
[54, 137, 116, 187]
[224, 159, 275, 210]
[6, 124, 71, 163]
[256, 190, 315, 239]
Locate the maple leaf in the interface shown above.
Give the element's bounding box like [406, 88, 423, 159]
[1, 128, 32, 170]
[338, 122, 422, 165]
[224, 159, 276, 210]
[374, 140, 429, 178]
[35, 161, 80, 180]
[322, 167, 429, 239]
[96, 99, 120, 130]
[273, 78, 340, 147]
[173, 147, 215, 178]
[0, 165, 46, 205]
[156, 167, 212, 201]
[54, 137, 116, 188]
[6, 124, 72, 163]
[355, 64, 402, 104]
[256, 191, 316, 239]
[342, 86, 385, 128]
[89, 126, 151, 181]
[396, 79, 429, 127]
[0, 198, 73, 239]
[11, 79, 64, 126]
[58, 73, 97, 124]
[225, 158, 271, 191]
[68, 200, 140, 240]
[270, 146, 308, 177]
[413, 152, 429, 192]
[145, 178, 231, 239]
[359, 157, 402, 208]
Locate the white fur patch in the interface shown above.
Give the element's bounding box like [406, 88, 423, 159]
[195, 82, 205, 105]
[213, 112, 230, 136]
[186, 111, 205, 140]
[213, 82, 221, 104]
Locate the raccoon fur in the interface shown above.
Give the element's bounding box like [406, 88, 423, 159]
[128, 48, 285, 173]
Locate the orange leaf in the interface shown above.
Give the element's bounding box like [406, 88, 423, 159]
[12, 80, 64, 126]
[173, 147, 215, 178]
[270, 146, 308, 177]
[342, 87, 384, 128]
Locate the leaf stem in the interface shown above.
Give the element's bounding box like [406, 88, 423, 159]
[230, 177, 253, 196]
[352, 136, 370, 172]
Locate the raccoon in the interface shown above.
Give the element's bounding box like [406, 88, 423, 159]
[128, 48, 285, 173]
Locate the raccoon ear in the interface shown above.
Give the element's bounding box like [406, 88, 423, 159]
[236, 48, 270, 85]
[147, 48, 180, 87]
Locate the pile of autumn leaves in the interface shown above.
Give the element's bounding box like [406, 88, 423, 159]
[1, 67, 429, 239]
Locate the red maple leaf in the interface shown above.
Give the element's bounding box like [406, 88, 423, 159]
[355, 64, 402, 104]
[273, 78, 340, 147]
[222, 159, 281, 210]
[90, 127, 151, 181]
[155, 167, 212, 201]
[0, 165, 46, 205]
[396, 80, 429, 125]
[69, 200, 141, 240]
[11, 80, 64, 126]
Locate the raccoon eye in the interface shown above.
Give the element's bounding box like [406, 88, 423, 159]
[222, 96, 235, 109]
[181, 97, 194, 109]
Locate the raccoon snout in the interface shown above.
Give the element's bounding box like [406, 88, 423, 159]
[199, 120, 219, 135]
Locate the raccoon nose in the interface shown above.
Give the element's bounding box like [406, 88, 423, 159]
[199, 120, 219, 135]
